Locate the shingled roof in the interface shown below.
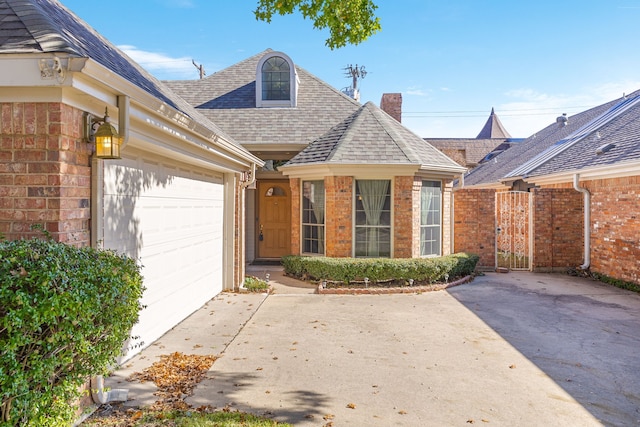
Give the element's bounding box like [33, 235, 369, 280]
[463, 89, 640, 187]
[476, 107, 512, 139]
[0, 0, 235, 144]
[282, 101, 466, 172]
[165, 49, 361, 147]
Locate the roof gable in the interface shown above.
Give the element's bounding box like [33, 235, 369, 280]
[284, 101, 465, 173]
[165, 49, 362, 147]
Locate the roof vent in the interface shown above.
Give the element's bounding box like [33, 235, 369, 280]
[596, 143, 615, 155]
[556, 113, 568, 127]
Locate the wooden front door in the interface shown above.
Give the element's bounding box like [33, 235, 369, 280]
[257, 180, 291, 259]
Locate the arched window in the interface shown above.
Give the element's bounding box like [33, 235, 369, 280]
[262, 57, 290, 101]
[256, 52, 298, 107]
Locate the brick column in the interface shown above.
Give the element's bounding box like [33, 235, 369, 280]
[289, 177, 301, 255]
[325, 176, 353, 257]
[393, 176, 416, 258]
[0, 102, 91, 246]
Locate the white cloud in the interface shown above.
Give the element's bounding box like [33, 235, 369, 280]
[160, 0, 195, 8]
[498, 81, 640, 137]
[118, 45, 198, 80]
[405, 86, 431, 97]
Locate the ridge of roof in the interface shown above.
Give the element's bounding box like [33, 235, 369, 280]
[507, 93, 640, 178]
[463, 90, 640, 186]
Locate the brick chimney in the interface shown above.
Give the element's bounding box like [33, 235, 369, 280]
[380, 93, 402, 123]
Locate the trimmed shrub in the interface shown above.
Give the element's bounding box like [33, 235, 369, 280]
[281, 253, 479, 285]
[0, 238, 144, 426]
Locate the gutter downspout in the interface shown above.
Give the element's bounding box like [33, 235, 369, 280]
[573, 174, 591, 269]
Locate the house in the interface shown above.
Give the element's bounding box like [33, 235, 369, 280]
[454, 91, 640, 285]
[167, 51, 467, 261]
[426, 108, 522, 169]
[0, 0, 262, 358]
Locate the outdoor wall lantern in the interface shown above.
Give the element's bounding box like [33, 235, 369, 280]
[84, 108, 122, 159]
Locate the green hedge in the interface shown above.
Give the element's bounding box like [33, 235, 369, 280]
[0, 238, 144, 426]
[281, 253, 479, 285]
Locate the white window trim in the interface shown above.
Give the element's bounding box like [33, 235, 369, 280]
[420, 179, 443, 258]
[352, 177, 394, 258]
[301, 179, 326, 256]
[256, 51, 298, 108]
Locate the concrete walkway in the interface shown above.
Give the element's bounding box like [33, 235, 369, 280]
[104, 269, 640, 426]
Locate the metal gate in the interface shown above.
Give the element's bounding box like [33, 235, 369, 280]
[496, 191, 532, 270]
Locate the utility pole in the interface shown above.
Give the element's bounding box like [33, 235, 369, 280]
[342, 64, 366, 101]
[192, 59, 206, 79]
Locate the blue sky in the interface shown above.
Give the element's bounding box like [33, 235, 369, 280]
[61, 0, 640, 138]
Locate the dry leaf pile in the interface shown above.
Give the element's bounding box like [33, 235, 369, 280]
[84, 352, 217, 425]
[128, 352, 217, 411]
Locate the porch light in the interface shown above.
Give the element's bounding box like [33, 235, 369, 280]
[84, 108, 122, 159]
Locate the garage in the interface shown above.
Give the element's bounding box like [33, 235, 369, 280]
[100, 149, 225, 357]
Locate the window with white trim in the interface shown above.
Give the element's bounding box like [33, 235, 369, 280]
[420, 180, 442, 256]
[355, 179, 391, 257]
[255, 52, 298, 107]
[302, 180, 325, 255]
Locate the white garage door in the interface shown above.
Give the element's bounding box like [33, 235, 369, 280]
[102, 152, 224, 357]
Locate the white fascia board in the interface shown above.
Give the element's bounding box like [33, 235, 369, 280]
[76, 59, 263, 169]
[526, 161, 640, 186]
[279, 163, 420, 179]
[456, 181, 510, 190]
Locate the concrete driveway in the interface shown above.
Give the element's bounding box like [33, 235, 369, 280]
[183, 272, 640, 426]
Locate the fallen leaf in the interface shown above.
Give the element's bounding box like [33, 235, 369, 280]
[323, 413, 335, 420]
[398, 410, 407, 415]
[346, 402, 356, 409]
[509, 364, 516, 369]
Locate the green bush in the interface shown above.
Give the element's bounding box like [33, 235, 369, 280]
[243, 276, 270, 292]
[0, 238, 144, 426]
[281, 253, 479, 285]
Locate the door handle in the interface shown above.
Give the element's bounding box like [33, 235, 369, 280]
[259, 224, 264, 241]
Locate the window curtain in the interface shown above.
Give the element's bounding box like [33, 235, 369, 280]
[311, 181, 325, 253]
[358, 180, 390, 256]
[420, 185, 435, 255]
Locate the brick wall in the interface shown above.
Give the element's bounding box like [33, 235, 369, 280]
[453, 189, 496, 269]
[393, 176, 415, 257]
[586, 176, 640, 284]
[289, 178, 301, 255]
[531, 187, 583, 271]
[325, 176, 353, 257]
[0, 102, 91, 246]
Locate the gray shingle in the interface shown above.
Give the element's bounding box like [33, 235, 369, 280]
[284, 102, 466, 173]
[165, 49, 362, 146]
[0, 0, 238, 147]
[463, 90, 640, 186]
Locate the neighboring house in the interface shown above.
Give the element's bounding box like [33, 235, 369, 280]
[455, 91, 640, 285]
[427, 108, 521, 169]
[0, 0, 262, 358]
[167, 51, 467, 261]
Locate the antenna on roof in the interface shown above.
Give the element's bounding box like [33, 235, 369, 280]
[192, 59, 206, 79]
[342, 64, 367, 101]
